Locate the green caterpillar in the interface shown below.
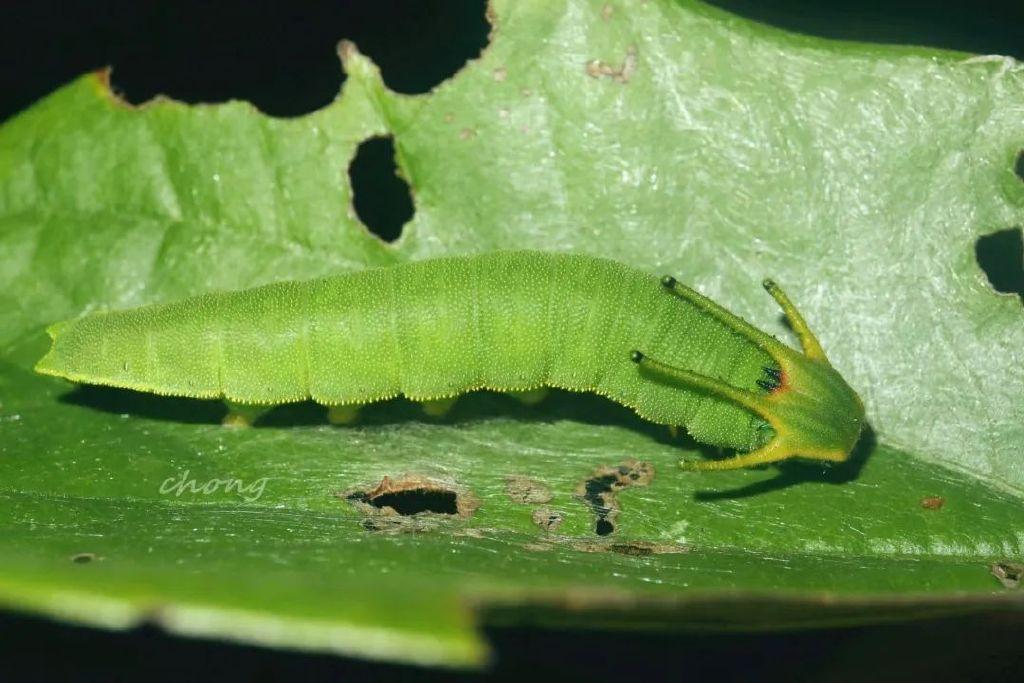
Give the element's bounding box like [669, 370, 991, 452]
[35, 251, 864, 471]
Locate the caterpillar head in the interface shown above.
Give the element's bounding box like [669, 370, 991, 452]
[759, 344, 865, 467]
[645, 276, 866, 471]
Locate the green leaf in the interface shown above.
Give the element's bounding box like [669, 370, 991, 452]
[1, 0, 1023, 669]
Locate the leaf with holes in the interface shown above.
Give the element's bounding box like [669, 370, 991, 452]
[2, 0, 1024, 670]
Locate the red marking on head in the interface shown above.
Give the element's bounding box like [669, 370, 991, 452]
[775, 370, 788, 392]
[761, 369, 787, 395]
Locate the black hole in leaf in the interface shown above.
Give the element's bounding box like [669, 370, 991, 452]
[71, 553, 95, 564]
[370, 489, 457, 516]
[352, 0, 490, 95]
[582, 474, 620, 536]
[106, 3, 350, 117]
[584, 475, 617, 500]
[975, 228, 1024, 302]
[1015, 150, 1024, 183]
[0, 1, 490, 120]
[349, 136, 413, 243]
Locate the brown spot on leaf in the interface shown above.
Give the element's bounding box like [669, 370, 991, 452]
[459, 128, 477, 140]
[492, 66, 508, 82]
[523, 541, 555, 552]
[601, 3, 614, 20]
[91, 68, 135, 110]
[505, 475, 553, 504]
[575, 460, 654, 536]
[447, 527, 502, 542]
[990, 562, 1024, 589]
[531, 507, 564, 532]
[336, 39, 359, 64]
[585, 45, 638, 84]
[357, 515, 440, 533]
[920, 496, 945, 510]
[572, 540, 689, 556]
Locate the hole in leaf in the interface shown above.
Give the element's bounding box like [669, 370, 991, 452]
[106, 3, 351, 117]
[350, 0, 490, 94]
[975, 228, 1024, 302]
[341, 475, 477, 524]
[576, 461, 654, 537]
[1015, 150, 1024, 183]
[349, 136, 413, 243]
[0, 2, 490, 119]
[70, 553, 96, 564]
[369, 488, 458, 516]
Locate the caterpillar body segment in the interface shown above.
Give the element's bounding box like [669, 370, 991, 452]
[36, 251, 865, 470]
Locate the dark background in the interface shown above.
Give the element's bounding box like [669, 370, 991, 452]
[1, 1, 1022, 680]
[2, 0, 1024, 119]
